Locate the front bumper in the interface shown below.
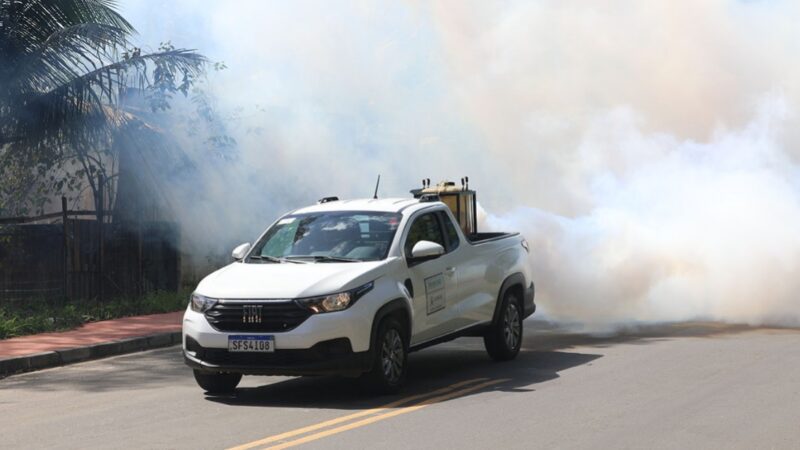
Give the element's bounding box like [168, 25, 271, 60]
[184, 336, 372, 376]
[182, 297, 374, 353]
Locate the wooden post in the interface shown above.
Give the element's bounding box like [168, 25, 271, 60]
[136, 204, 143, 296]
[61, 196, 69, 303]
[97, 174, 104, 302]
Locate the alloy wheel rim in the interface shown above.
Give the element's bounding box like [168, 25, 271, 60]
[381, 328, 404, 382]
[503, 301, 521, 350]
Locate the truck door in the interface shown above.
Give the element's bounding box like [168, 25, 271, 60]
[403, 211, 460, 345]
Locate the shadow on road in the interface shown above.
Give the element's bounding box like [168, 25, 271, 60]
[2, 320, 784, 399]
[524, 320, 774, 352]
[205, 319, 778, 410]
[207, 344, 600, 410]
[0, 346, 190, 393]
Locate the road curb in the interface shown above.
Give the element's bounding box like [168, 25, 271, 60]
[0, 331, 181, 379]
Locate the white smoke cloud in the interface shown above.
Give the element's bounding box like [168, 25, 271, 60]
[122, 1, 800, 328]
[426, 0, 800, 212]
[486, 97, 800, 327]
[425, 1, 800, 328]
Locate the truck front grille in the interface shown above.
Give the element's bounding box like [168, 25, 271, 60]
[204, 300, 311, 332]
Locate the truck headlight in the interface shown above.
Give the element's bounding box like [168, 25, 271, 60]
[295, 281, 374, 313]
[190, 293, 218, 312]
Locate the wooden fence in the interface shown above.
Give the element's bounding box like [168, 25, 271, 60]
[0, 197, 179, 304]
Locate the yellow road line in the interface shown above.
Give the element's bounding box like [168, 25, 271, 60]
[262, 378, 509, 450]
[228, 378, 488, 450]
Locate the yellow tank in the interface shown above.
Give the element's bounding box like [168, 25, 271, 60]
[410, 178, 477, 235]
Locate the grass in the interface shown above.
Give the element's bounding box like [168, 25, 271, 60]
[0, 289, 190, 339]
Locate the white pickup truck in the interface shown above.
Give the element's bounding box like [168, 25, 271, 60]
[183, 181, 535, 394]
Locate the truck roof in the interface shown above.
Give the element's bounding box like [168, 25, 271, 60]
[291, 198, 434, 215]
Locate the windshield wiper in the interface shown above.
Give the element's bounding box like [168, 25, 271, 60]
[283, 255, 360, 263]
[248, 255, 282, 263]
[248, 255, 307, 264]
[315, 256, 361, 263]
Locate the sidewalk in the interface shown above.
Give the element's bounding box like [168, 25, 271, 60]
[0, 311, 183, 378]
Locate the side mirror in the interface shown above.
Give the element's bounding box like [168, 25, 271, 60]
[410, 240, 445, 261]
[231, 242, 251, 261]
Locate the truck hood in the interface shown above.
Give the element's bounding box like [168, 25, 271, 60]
[194, 259, 391, 299]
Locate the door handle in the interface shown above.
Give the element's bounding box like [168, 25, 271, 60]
[445, 267, 456, 275]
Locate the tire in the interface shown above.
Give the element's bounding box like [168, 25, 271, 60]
[484, 291, 523, 361]
[193, 370, 242, 394]
[363, 317, 408, 394]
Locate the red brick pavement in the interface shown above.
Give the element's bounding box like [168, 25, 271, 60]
[0, 311, 183, 358]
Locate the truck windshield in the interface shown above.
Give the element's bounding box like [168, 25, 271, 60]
[249, 211, 402, 262]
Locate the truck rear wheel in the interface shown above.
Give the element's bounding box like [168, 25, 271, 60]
[363, 317, 408, 394]
[193, 370, 242, 394]
[484, 292, 523, 361]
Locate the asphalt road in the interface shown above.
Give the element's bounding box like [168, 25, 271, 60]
[2, 320, 800, 449]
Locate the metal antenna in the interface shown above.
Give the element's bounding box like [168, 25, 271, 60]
[373, 174, 381, 199]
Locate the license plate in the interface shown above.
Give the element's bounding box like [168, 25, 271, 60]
[228, 335, 275, 352]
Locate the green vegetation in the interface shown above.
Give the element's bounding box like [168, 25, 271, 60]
[0, 0, 206, 215]
[0, 290, 190, 339]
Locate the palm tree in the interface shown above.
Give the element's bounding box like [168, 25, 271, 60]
[0, 0, 206, 214]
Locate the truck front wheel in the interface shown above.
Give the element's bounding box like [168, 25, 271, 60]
[484, 292, 523, 361]
[193, 370, 242, 394]
[363, 317, 408, 394]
